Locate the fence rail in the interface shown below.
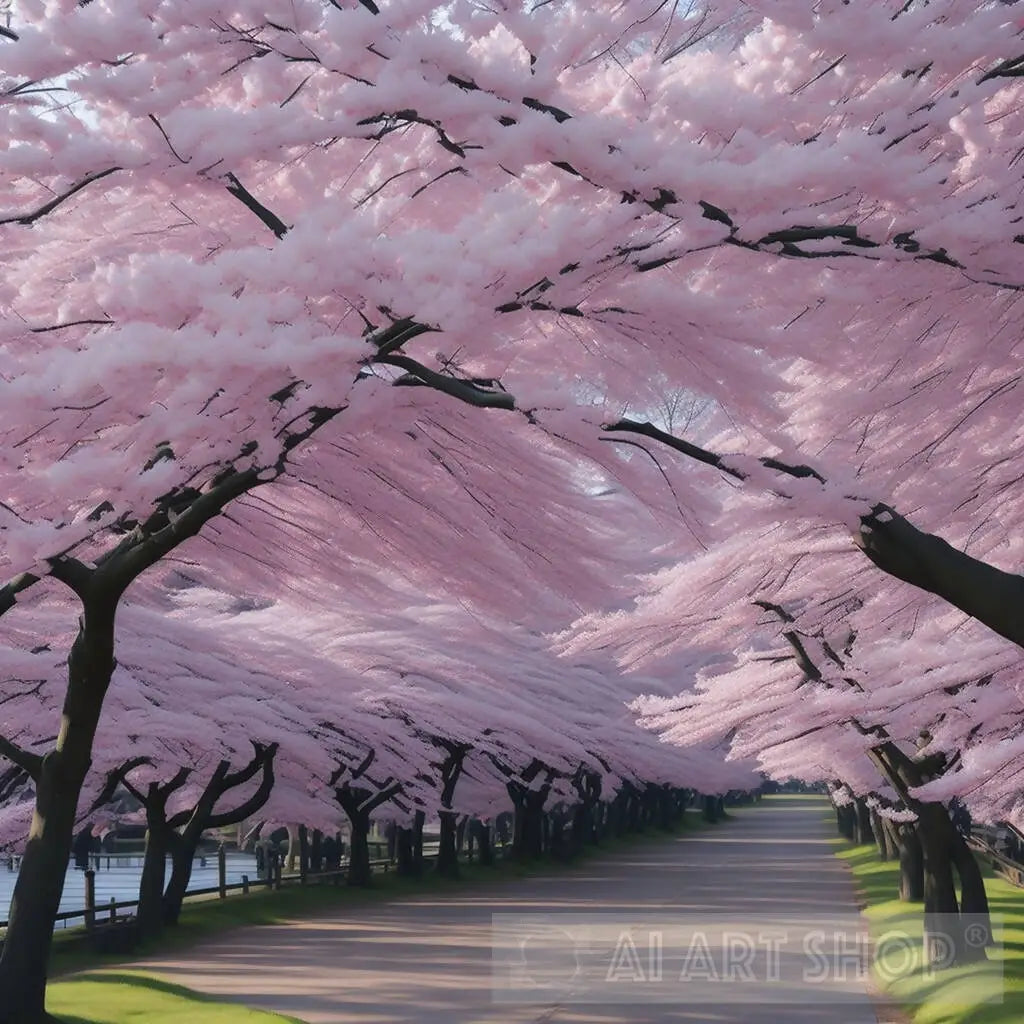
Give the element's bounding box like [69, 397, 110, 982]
[0, 853, 402, 934]
[967, 833, 1024, 888]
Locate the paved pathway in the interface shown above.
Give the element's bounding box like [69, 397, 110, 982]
[129, 797, 881, 1023]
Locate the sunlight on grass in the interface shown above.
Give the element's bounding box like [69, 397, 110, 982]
[46, 971, 304, 1024]
[838, 843, 1024, 1023]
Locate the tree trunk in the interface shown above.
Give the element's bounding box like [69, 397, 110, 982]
[624, 783, 641, 832]
[310, 829, 323, 874]
[0, 602, 117, 1024]
[471, 819, 492, 866]
[854, 799, 874, 846]
[610, 793, 628, 836]
[951, 830, 990, 921]
[412, 810, 425, 875]
[436, 810, 460, 879]
[285, 826, 298, 874]
[895, 823, 924, 902]
[346, 812, 371, 887]
[298, 825, 309, 881]
[949, 822, 992, 954]
[510, 786, 547, 861]
[435, 747, 465, 879]
[658, 784, 673, 831]
[161, 838, 197, 925]
[571, 771, 601, 852]
[571, 801, 593, 854]
[395, 825, 417, 878]
[334, 783, 394, 887]
[703, 794, 719, 824]
[917, 803, 987, 967]
[548, 807, 570, 861]
[870, 810, 891, 861]
[136, 826, 169, 942]
[918, 804, 962, 966]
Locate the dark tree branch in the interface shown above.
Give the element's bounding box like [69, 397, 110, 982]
[379, 353, 517, 410]
[94, 468, 260, 597]
[0, 737, 44, 781]
[370, 318, 437, 358]
[88, 755, 153, 812]
[0, 573, 40, 618]
[30, 319, 114, 334]
[604, 418, 826, 482]
[606, 422, 1024, 650]
[0, 168, 121, 226]
[223, 172, 289, 238]
[166, 761, 229, 831]
[46, 557, 94, 600]
[206, 744, 278, 829]
[856, 503, 1024, 651]
[219, 740, 272, 790]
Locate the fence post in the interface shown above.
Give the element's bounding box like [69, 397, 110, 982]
[218, 844, 227, 899]
[273, 856, 282, 891]
[242, 873, 250, 895]
[299, 825, 309, 885]
[109, 896, 116, 923]
[84, 869, 96, 931]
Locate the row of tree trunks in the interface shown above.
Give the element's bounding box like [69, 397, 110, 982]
[394, 811, 426, 878]
[703, 794, 725, 824]
[504, 785, 700, 861]
[917, 804, 990, 965]
[835, 790, 990, 967]
[835, 797, 878, 847]
[337, 780, 709, 889]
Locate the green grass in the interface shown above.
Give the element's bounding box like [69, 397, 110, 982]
[838, 843, 1024, 1023]
[46, 971, 304, 1024]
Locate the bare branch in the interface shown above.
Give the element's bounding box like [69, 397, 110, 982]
[0, 168, 121, 226]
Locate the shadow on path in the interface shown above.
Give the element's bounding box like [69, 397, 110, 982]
[123, 797, 879, 1023]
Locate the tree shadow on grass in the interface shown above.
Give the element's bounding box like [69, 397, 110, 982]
[48, 971, 307, 1024]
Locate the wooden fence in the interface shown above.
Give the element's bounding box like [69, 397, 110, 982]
[968, 827, 1024, 888]
[0, 850, 407, 935]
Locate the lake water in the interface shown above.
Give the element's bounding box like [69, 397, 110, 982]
[0, 851, 259, 929]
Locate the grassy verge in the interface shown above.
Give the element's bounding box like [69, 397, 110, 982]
[838, 843, 1024, 1023]
[47, 971, 304, 1024]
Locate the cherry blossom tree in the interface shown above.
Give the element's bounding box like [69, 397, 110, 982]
[4, 1, 1024, 1018]
[569, 499, 1012, 963]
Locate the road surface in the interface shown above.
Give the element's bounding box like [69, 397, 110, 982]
[128, 797, 884, 1023]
